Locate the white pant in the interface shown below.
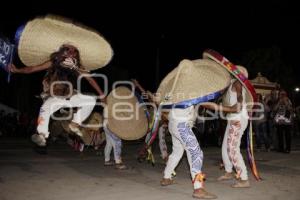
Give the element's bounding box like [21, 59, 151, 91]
[158, 124, 168, 160]
[222, 117, 248, 180]
[164, 120, 204, 189]
[37, 94, 96, 138]
[104, 126, 122, 164]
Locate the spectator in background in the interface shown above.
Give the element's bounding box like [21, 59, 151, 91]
[265, 89, 279, 150]
[273, 90, 293, 153]
[253, 94, 270, 152]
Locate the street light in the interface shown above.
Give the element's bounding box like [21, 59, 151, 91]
[293, 87, 300, 106]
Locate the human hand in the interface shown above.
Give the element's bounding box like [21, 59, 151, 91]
[9, 63, 19, 73]
[231, 103, 242, 113]
[100, 96, 107, 104]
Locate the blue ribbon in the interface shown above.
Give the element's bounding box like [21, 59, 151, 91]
[14, 24, 25, 46]
[161, 91, 222, 109]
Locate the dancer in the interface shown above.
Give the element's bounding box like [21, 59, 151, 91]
[155, 58, 231, 199]
[203, 49, 259, 187]
[10, 15, 112, 147]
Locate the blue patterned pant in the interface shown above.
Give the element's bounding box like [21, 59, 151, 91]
[164, 120, 204, 189]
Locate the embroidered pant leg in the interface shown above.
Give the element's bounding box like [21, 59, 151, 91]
[165, 120, 204, 189]
[226, 119, 248, 180]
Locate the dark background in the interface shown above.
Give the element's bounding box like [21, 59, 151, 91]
[0, 0, 299, 115]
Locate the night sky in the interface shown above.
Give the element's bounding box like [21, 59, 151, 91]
[0, 0, 299, 113]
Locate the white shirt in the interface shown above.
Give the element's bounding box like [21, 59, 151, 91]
[168, 106, 196, 125]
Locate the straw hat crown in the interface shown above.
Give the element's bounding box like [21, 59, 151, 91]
[156, 59, 231, 105]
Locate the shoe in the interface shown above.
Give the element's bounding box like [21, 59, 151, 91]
[217, 172, 234, 181]
[231, 180, 250, 188]
[104, 160, 114, 166]
[31, 133, 46, 147]
[69, 122, 83, 137]
[160, 178, 174, 186]
[192, 188, 217, 199]
[115, 163, 128, 170]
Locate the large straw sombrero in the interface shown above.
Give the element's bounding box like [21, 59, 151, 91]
[16, 15, 113, 70]
[203, 49, 257, 106]
[104, 86, 149, 140]
[156, 59, 231, 107]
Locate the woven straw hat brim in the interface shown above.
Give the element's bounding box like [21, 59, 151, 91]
[80, 112, 103, 144]
[236, 65, 248, 79]
[18, 15, 113, 70]
[156, 59, 231, 105]
[80, 130, 102, 146]
[82, 112, 103, 131]
[235, 65, 253, 106]
[203, 50, 256, 104]
[105, 86, 149, 140]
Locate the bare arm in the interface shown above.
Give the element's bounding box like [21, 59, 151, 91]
[132, 79, 160, 103]
[132, 79, 146, 93]
[200, 102, 241, 113]
[10, 61, 52, 74]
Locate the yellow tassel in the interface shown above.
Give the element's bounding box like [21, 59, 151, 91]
[193, 173, 206, 183]
[146, 147, 155, 165]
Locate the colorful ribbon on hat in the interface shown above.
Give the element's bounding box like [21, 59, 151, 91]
[247, 119, 261, 181]
[203, 49, 257, 103]
[14, 24, 25, 46]
[161, 91, 222, 109]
